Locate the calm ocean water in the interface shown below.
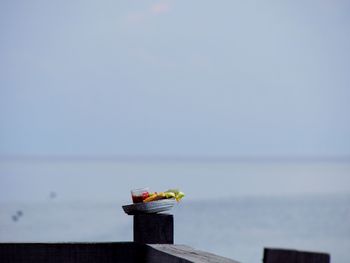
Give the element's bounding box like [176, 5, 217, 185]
[1, 160, 350, 262]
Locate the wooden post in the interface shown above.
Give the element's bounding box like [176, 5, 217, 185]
[263, 248, 330, 263]
[133, 214, 174, 244]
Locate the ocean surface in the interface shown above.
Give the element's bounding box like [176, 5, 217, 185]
[1, 160, 350, 263]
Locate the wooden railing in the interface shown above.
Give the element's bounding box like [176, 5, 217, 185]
[0, 213, 330, 263]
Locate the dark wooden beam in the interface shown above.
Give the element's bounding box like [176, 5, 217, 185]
[0, 242, 242, 263]
[263, 248, 330, 263]
[146, 244, 241, 263]
[0, 242, 146, 263]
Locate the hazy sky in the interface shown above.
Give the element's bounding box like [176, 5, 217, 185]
[1, 0, 350, 158]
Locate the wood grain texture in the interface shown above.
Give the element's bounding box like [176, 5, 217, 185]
[147, 244, 241, 263]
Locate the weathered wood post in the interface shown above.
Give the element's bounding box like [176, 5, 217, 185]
[133, 213, 174, 244]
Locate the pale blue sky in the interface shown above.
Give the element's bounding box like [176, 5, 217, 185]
[1, 0, 350, 158]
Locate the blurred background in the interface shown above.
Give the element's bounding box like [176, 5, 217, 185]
[1, 1, 350, 262]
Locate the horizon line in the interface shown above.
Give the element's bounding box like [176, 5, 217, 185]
[1, 154, 350, 163]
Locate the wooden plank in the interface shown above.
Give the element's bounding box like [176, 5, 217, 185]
[263, 248, 330, 263]
[147, 244, 241, 263]
[0, 242, 146, 263]
[0, 243, 241, 263]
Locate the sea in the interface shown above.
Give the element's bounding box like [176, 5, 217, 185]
[0, 159, 349, 263]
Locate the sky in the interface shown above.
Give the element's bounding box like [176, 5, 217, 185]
[1, 0, 350, 158]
